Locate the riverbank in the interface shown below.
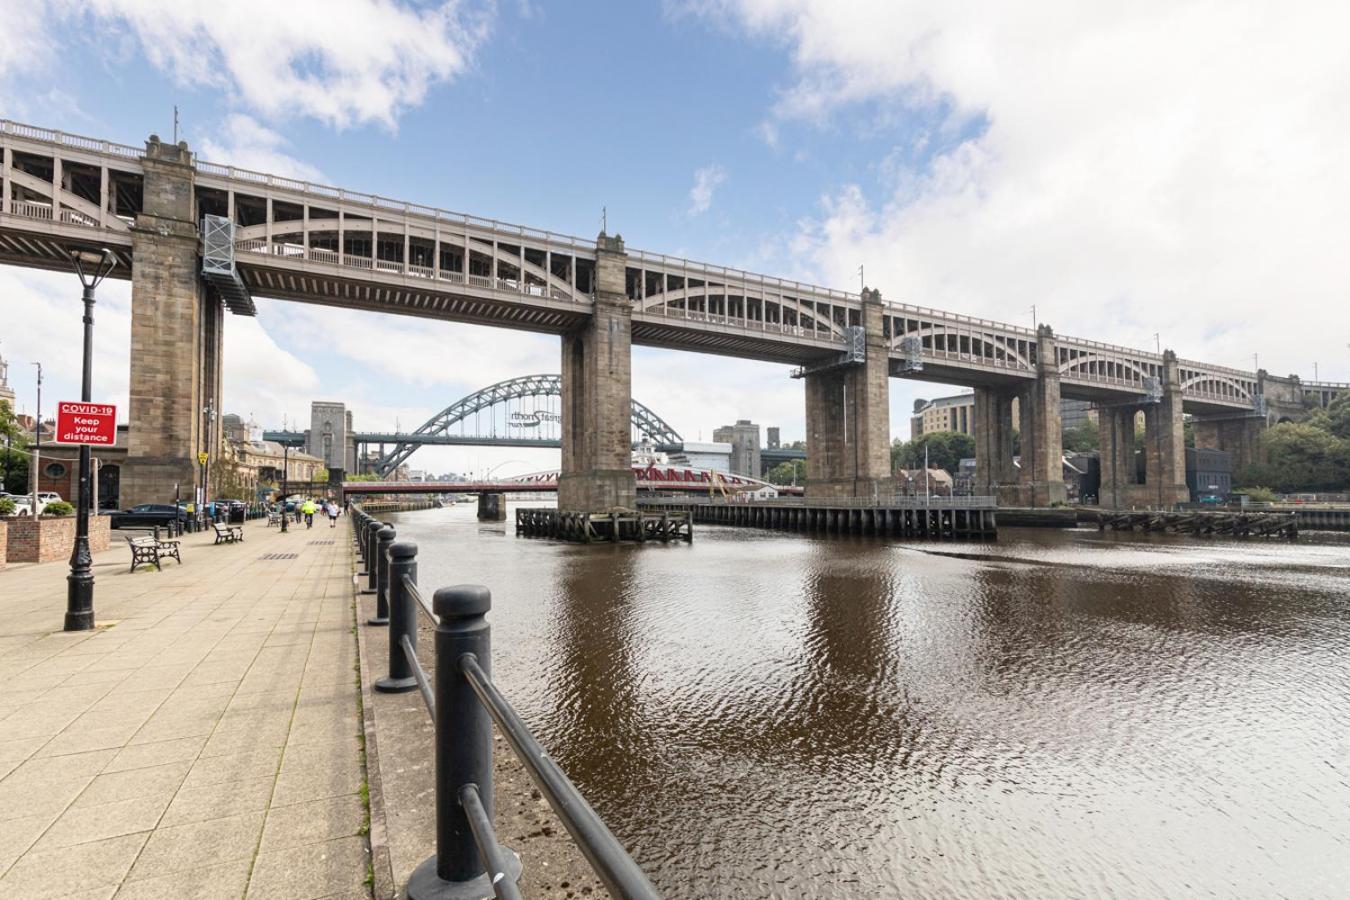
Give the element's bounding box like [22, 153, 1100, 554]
[352, 520, 609, 898]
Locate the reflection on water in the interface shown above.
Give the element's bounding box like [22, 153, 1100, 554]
[390, 505, 1350, 898]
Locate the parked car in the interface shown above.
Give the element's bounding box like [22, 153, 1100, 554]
[0, 493, 34, 516]
[109, 503, 188, 529]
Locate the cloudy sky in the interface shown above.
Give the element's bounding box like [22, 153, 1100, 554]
[2, 1, 1347, 478]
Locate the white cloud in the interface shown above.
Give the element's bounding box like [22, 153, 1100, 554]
[42, 0, 490, 129]
[197, 114, 327, 182]
[691, 0, 1350, 380]
[688, 164, 728, 216]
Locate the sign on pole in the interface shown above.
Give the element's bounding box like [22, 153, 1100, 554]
[54, 402, 117, 445]
[198, 452, 209, 466]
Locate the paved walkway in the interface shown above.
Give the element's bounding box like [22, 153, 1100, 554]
[0, 520, 371, 900]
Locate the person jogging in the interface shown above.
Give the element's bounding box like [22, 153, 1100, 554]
[301, 498, 317, 529]
[326, 500, 339, 528]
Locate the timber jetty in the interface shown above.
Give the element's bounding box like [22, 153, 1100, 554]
[516, 508, 693, 543]
[638, 496, 997, 540]
[1097, 509, 1298, 539]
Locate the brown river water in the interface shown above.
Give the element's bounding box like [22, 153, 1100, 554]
[387, 503, 1350, 899]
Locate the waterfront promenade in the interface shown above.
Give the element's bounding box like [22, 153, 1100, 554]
[0, 522, 370, 899]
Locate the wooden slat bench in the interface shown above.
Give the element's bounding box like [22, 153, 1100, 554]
[213, 522, 244, 544]
[126, 534, 182, 572]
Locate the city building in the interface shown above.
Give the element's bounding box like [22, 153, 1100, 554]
[895, 467, 954, 496]
[1061, 398, 1097, 430]
[308, 401, 356, 478]
[668, 441, 733, 474]
[910, 394, 976, 438]
[766, 427, 781, 449]
[712, 420, 762, 478]
[1186, 448, 1232, 501]
[0, 347, 15, 410]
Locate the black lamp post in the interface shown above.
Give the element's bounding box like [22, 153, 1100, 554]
[280, 443, 290, 533]
[66, 247, 116, 632]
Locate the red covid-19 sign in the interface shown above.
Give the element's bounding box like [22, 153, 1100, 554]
[55, 402, 117, 445]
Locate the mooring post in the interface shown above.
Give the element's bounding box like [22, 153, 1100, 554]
[370, 524, 395, 626]
[364, 520, 381, 594]
[376, 541, 418, 692]
[406, 585, 503, 899]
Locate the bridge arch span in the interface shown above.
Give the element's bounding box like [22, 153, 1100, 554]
[375, 374, 681, 476]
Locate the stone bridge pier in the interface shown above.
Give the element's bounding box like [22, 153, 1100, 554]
[804, 288, 894, 500]
[120, 136, 223, 508]
[557, 233, 637, 513]
[975, 326, 1067, 507]
[1098, 350, 1189, 508]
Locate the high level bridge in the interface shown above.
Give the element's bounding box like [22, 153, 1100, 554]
[2, 119, 1343, 509]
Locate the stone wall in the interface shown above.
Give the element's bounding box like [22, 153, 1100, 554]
[5, 515, 110, 563]
[0, 519, 6, 569]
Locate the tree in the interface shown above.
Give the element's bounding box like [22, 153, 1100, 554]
[766, 460, 807, 485]
[1236, 422, 1349, 493]
[0, 400, 28, 494]
[1062, 421, 1099, 453]
[1324, 392, 1350, 441]
[891, 431, 975, 475]
[314, 466, 330, 484]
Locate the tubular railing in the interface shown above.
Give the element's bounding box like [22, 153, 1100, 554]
[637, 494, 996, 509]
[350, 507, 660, 900]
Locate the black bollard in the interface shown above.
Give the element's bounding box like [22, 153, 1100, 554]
[370, 524, 395, 626]
[356, 512, 372, 574]
[376, 541, 419, 693]
[407, 585, 520, 899]
[364, 520, 381, 595]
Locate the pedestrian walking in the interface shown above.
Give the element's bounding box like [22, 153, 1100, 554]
[327, 501, 339, 528]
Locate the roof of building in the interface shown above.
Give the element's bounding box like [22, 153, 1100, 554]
[917, 393, 975, 412]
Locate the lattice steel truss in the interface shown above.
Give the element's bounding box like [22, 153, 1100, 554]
[375, 374, 682, 476]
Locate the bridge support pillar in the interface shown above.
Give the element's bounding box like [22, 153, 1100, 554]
[1140, 351, 1190, 507]
[121, 136, 222, 509]
[974, 387, 1018, 502]
[1097, 351, 1190, 509]
[476, 492, 505, 521]
[804, 288, 894, 499]
[1009, 325, 1067, 507]
[558, 233, 636, 513]
[1194, 415, 1263, 472]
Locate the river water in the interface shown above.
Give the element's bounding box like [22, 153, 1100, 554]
[387, 503, 1350, 899]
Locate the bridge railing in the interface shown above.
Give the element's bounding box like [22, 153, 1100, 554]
[1, 119, 144, 160]
[351, 507, 660, 900]
[638, 494, 997, 509]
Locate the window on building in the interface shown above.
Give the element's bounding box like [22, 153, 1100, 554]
[44, 462, 67, 479]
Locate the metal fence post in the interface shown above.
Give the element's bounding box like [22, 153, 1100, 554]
[371, 524, 395, 626]
[408, 584, 519, 899]
[376, 541, 418, 693]
[364, 520, 381, 594]
[356, 511, 372, 573]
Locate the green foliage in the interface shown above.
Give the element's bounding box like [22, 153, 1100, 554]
[1236, 421, 1350, 493]
[1324, 391, 1350, 441]
[0, 447, 29, 495]
[765, 460, 807, 485]
[891, 431, 976, 475]
[1062, 421, 1099, 453]
[314, 466, 330, 483]
[0, 400, 26, 447]
[785, 440, 806, 450]
[0, 497, 15, 517]
[1239, 486, 1278, 503]
[345, 473, 383, 482]
[210, 458, 253, 501]
[43, 500, 75, 517]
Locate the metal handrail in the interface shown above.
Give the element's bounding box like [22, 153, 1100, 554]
[402, 634, 435, 721]
[459, 653, 660, 900]
[459, 784, 525, 900]
[404, 574, 438, 624]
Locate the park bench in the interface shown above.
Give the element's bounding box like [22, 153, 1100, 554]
[213, 522, 245, 544]
[266, 511, 281, 527]
[126, 534, 182, 573]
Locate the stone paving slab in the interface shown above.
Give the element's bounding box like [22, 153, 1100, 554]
[0, 520, 372, 899]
